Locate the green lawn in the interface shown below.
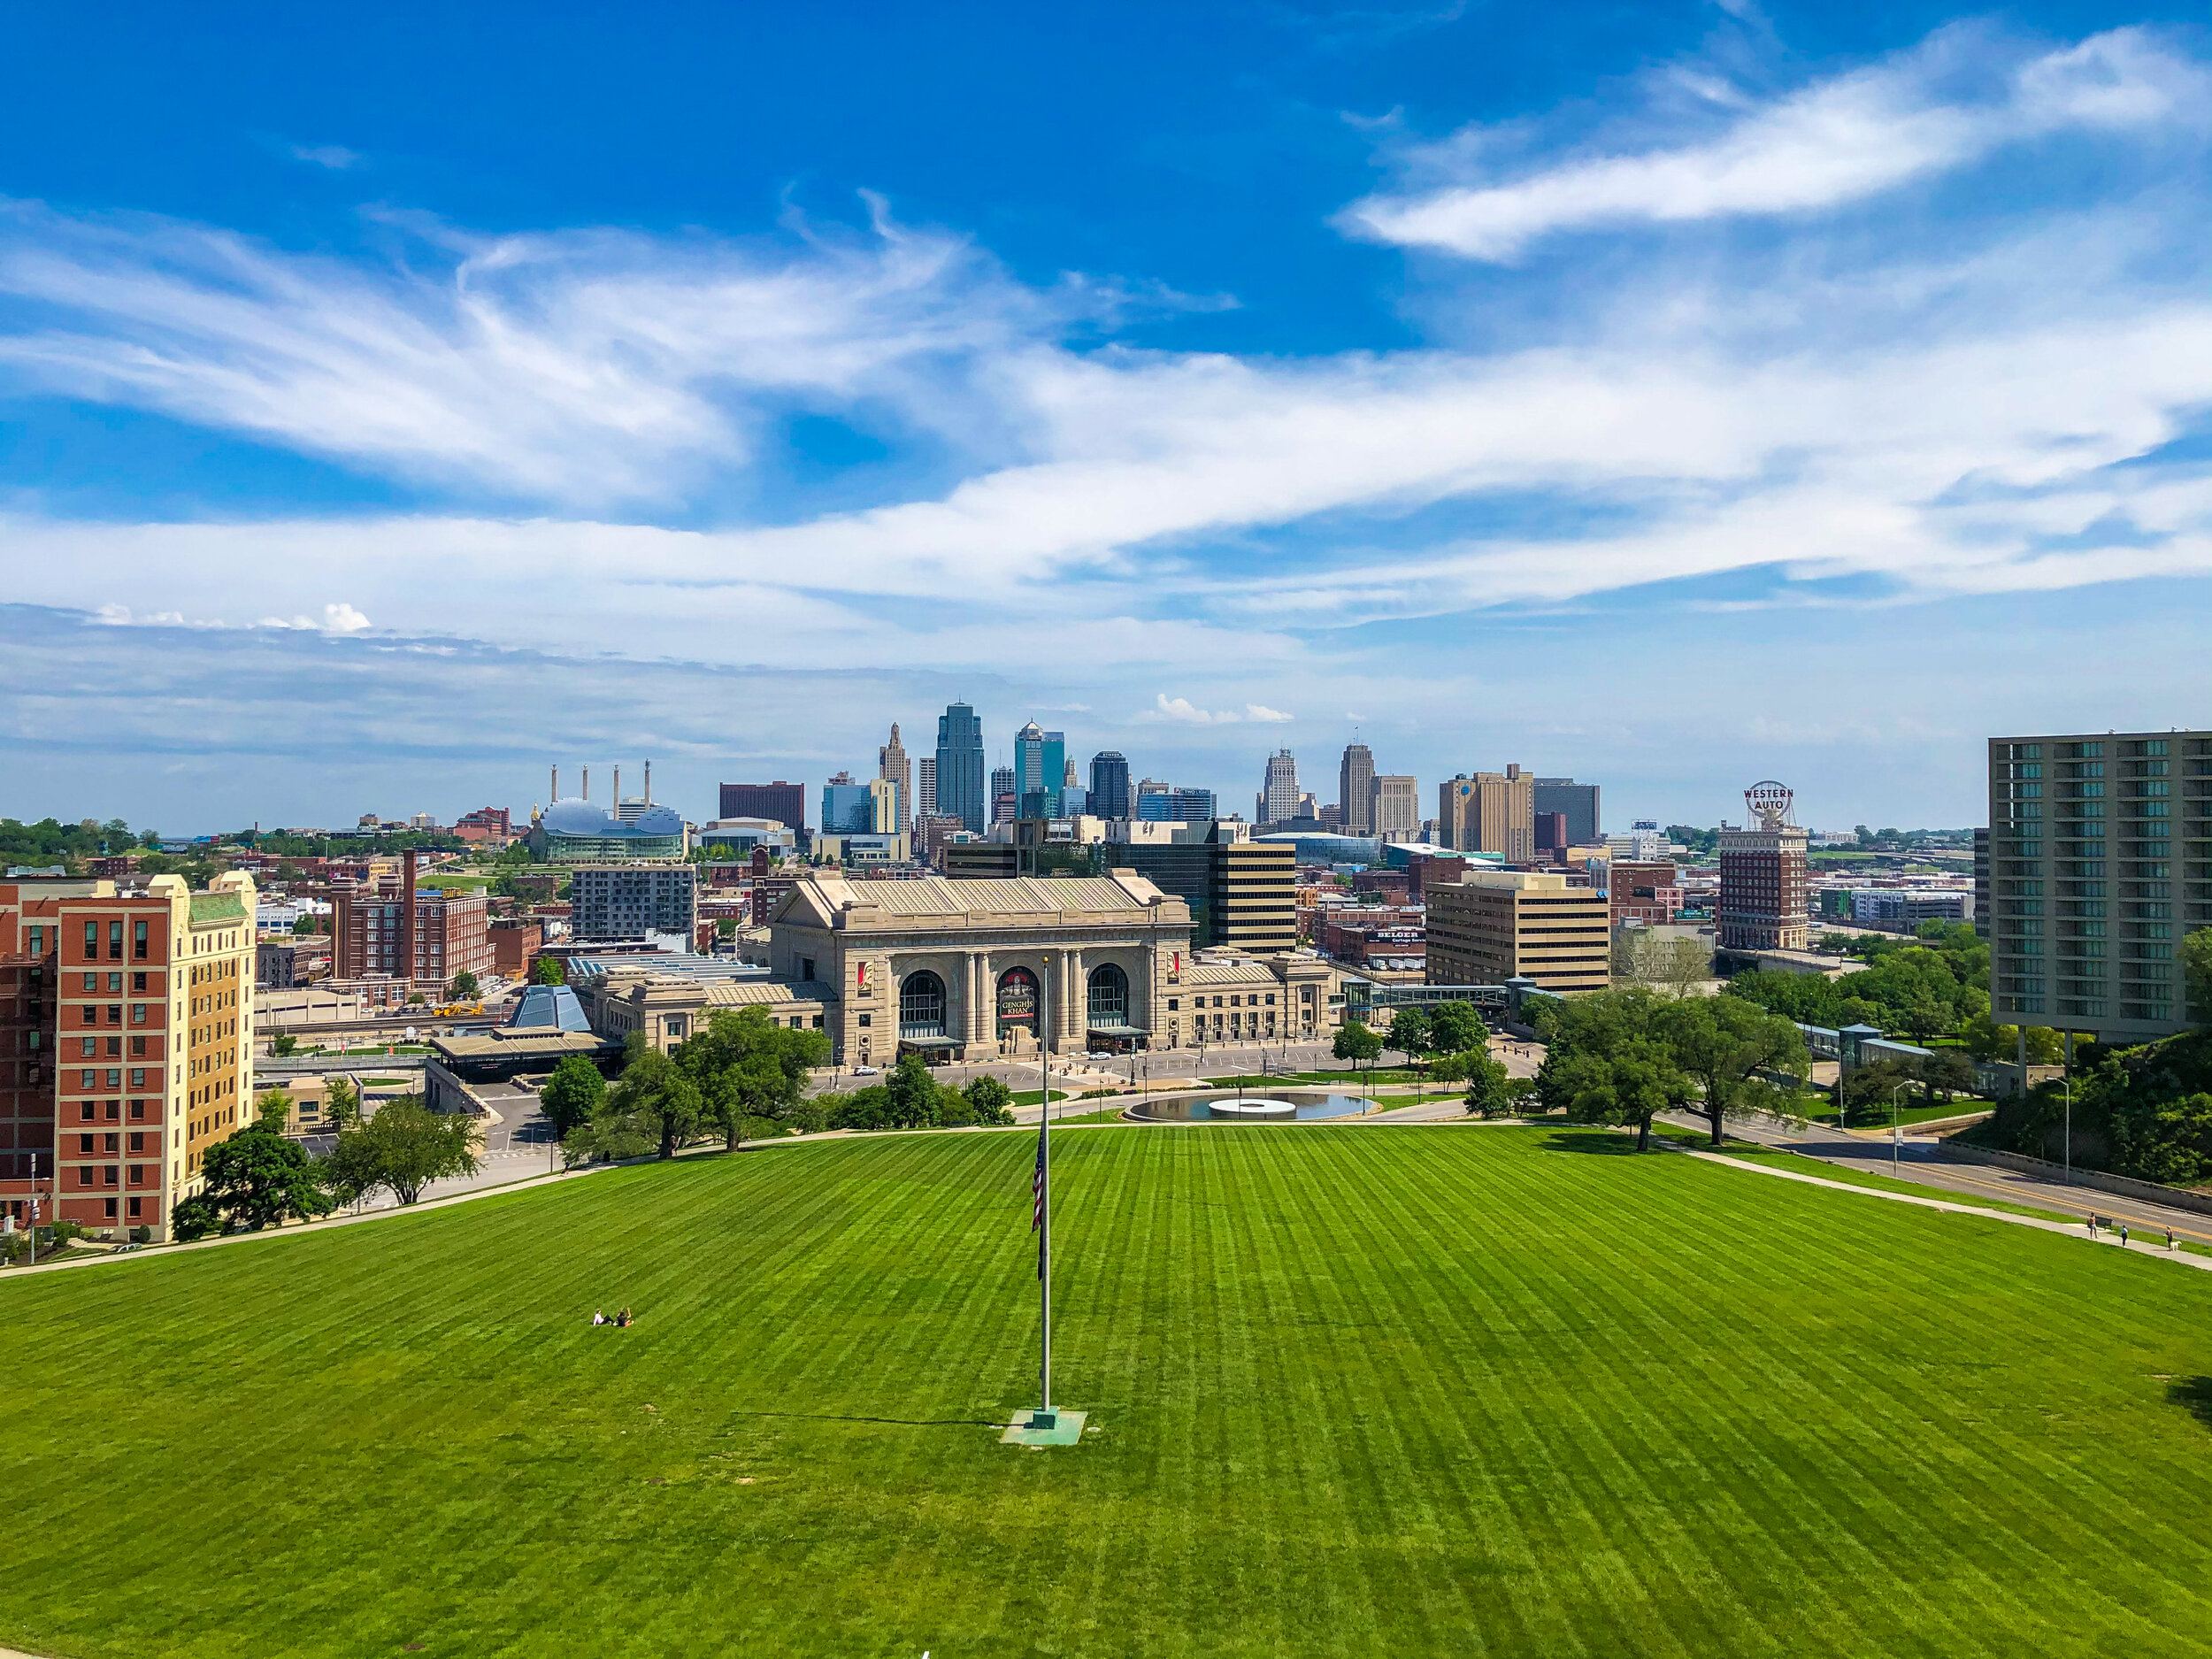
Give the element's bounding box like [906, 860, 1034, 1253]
[5, 1128, 2212, 1658]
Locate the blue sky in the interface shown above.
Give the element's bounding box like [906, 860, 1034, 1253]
[2, 2, 2208, 834]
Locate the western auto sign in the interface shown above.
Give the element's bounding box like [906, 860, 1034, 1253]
[1744, 780, 1793, 826]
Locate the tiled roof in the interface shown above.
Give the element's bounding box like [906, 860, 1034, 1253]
[701, 979, 839, 1008]
[814, 874, 1157, 918]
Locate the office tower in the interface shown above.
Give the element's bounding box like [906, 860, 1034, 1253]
[718, 780, 806, 831]
[1533, 777, 1601, 848]
[1717, 782, 1809, 954]
[1425, 869, 1610, 993]
[1338, 743, 1376, 833]
[1114, 830, 1296, 953]
[1014, 722, 1066, 819]
[1438, 765, 1533, 859]
[1087, 751, 1132, 819]
[934, 702, 987, 833]
[990, 765, 1017, 825]
[1064, 757, 1080, 789]
[1172, 787, 1217, 822]
[916, 757, 935, 832]
[867, 777, 901, 834]
[1372, 775, 1419, 841]
[1534, 812, 1568, 852]
[1988, 729, 2208, 1041]
[1135, 779, 1174, 820]
[877, 723, 910, 828]
[821, 772, 872, 834]
[0, 871, 258, 1241]
[1260, 749, 1300, 825]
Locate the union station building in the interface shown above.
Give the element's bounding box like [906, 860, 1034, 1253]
[579, 871, 1340, 1067]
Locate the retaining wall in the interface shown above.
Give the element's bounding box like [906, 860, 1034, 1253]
[1934, 1141, 2212, 1218]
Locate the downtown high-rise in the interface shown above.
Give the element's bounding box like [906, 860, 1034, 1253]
[934, 703, 987, 833]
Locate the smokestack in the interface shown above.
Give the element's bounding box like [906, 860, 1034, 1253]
[552, 764, 559, 801]
[402, 848, 419, 991]
[644, 760, 652, 804]
[614, 765, 622, 804]
[583, 766, 589, 801]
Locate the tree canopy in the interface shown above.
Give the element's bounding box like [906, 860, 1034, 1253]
[673, 1007, 832, 1150]
[322, 1097, 480, 1206]
[173, 1118, 333, 1238]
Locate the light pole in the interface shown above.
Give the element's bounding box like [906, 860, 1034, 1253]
[1890, 1083, 1908, 1175]
[2062, 1075, 2071, 1178]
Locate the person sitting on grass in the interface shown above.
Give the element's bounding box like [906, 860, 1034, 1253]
[591, 1309, 606, 1325]
[616, 1307, 633, 1328]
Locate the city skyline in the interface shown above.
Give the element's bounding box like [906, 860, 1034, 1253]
[3, 7, 2208, 831]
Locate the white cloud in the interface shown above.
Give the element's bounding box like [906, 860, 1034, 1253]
[1244, 703, 1294, 723]
[289, 144, 360, 171]
[1341, 27, 2206, 261]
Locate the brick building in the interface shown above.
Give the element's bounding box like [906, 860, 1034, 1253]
[0, 872, 258, 1241]
[1609, 861, 1685, 927]
[1425, 869, 1609, 994]
[331, 852, 492, 989]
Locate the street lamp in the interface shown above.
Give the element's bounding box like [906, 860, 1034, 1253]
[2062, 1074, 2071, 1178]
[1890, 1083, 1909, 1175]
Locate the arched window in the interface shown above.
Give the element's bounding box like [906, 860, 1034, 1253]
[996, 967, 1039, 1037]
[899, 971, 947, 1039]
[1087, 962, 1129, 1026]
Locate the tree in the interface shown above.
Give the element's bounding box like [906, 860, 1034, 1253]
[195, 1120, 333, 1231]
[540, 1055, 606, 1141]
[1461, 1048, 1513, 1118]
[964, 1074, 1016, 1126]
[1533, 988, 1694, 1151]
[2185, 926, 2212, 1025]
[1385, 1007, 1432, 1072]
[323, 1076, 361, 1132]
[608, 1042, 707, 1159]
[322, 1096, 480, 1206]
[269, 1033, 298, 1058]
[1655, 996, 1809, 1146]
[448, 969, 481, 1002]
[1428, 1000, 1486, 1057]
[1333, 1020, 1383, 1092]
[673, 1007, 830, 1150]
[531, 954, 567, 986]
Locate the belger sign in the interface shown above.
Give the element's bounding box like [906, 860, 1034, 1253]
[1744, 780, 1793, 827]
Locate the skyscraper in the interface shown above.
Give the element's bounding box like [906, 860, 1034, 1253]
[1439, 765, 1533, 859]
[1372, 775, 1419, 841]
[1087, 751, 1132, 819]
[878, 723, 910, 828]
[916, 757, 935, 832]
[1532, 777, 1601, 847]
[1338, 743, 1376, 834]
[934, 703, 986, 833]
[719, 780, 805, 831]
[1015, 722, 1065, 819]
[1260, 749, 1300, 825]
[990, 764, 1017, 824]
[1987, 728, 2208, 1041]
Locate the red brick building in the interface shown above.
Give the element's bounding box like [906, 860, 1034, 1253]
[0, 872, 257, 1240]
[1609, 861, 1685, 927]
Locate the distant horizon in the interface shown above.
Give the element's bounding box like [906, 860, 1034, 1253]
[1, 4, 2205, 829]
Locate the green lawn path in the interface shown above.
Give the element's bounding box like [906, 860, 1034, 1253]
[4, 1126, 2211, 1658]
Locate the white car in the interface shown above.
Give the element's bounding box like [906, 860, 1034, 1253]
[851, 1065, 880, 1077]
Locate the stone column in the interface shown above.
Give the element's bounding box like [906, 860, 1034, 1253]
[1065, 949, 1085, 1054]
[969, 951, 987, 1047]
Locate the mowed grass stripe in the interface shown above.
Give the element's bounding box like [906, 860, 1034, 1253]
[4, 1126, 2211, 1659]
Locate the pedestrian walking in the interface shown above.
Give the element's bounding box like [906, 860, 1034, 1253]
[2119, 1224, 2129, 1248]
[2085, 1214, 2097, 1237]
[2167, 1226, 2177, 1251]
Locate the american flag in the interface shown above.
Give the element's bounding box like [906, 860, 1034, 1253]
[1032, 1123, 1047, 1233]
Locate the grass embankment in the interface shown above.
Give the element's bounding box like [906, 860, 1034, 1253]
[4, 1130, 2212, 1658]
[1009, 1088, 1071, 1107]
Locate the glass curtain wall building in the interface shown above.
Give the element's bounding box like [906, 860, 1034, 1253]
[934, 703, 987, 833]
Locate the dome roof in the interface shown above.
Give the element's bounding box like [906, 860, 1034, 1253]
[541, 798, 685, 839]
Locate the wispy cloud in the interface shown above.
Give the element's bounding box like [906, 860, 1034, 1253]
[1340, 27, 2206, 261]
[289, 143, 361, 171]
[1136, 694, 1295, 726]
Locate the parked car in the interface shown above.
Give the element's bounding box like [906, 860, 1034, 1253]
[851, 1064, 880, 1077]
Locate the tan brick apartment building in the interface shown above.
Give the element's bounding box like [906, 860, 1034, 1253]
[1, 872, 257, 1240]
[1425, 869, 1610, 994]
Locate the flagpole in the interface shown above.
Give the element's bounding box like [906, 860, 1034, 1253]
[1039, 956, 1052, 1419]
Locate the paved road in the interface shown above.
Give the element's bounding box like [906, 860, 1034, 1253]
[1673, 1110, 2212, 1248]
